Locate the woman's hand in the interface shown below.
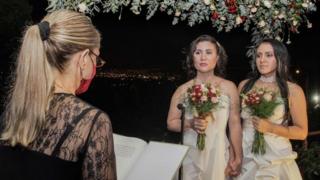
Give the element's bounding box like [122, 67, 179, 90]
[228, 158, 242, 176]
[192, 117, 208, 134]
[225, 148, 242, 177]
[252, 116, 273, 133]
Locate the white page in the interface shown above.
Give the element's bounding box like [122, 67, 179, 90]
[125, 141, 189, 180]
[113, 134, 147, 180]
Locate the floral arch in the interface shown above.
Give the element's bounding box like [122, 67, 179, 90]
[47, 0, 317, 55]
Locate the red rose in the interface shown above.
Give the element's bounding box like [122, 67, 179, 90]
[211, 12, 219, 20]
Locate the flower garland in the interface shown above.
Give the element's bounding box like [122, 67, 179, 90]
[47, 0, 317, 56]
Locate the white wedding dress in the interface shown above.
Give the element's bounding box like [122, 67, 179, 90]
[236, 97, 302, 180]
[182, 94, 230, 180]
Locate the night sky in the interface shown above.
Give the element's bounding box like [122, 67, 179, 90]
[26, 1, 320, 83]
[0, 0, 319, 157]
[1, 1, 319, 78]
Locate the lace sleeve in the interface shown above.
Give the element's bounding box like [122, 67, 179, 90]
[82, 112, 117, 180]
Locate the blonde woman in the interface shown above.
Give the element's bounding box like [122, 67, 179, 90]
[0, 10, 117, 180]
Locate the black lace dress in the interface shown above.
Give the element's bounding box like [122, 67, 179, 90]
[0, 93, 117, 180]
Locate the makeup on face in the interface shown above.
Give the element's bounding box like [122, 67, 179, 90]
[193, 41, 218, 71]
[256, 43, 277, 75]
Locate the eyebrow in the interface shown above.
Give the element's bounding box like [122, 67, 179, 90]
[195, 49, 214, 51]
[257, 51, 273, 54]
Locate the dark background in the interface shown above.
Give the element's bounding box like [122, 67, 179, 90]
[0, 0, 319, 142]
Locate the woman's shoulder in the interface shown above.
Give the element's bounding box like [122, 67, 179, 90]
[53, 93, 109, 121]
[91, 111, 112, 130]
[218, 78, 238, 93]
[287, 81, 305, 97]
[238, 79, 250, 91]
[74, 100, 112, 131]
[174, 80, 194, 95]
[75, 99, 111, 123]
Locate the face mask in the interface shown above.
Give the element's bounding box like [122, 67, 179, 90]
[75, 63, 96, 95]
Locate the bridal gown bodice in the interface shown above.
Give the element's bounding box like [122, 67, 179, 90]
[183, 94, 230, 180]
[237, 96, 302, 180]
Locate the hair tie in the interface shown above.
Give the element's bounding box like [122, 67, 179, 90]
[38, 21, 50, 41]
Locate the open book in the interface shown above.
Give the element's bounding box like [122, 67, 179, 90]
[113, 134, 189, 180]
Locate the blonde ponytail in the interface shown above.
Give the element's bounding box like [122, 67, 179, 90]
[1, 25, 54, 146]
[1, 9, 100, 146]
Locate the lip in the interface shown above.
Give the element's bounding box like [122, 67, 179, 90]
[259, 65, 268, 69]
[199, 63, 208, 67]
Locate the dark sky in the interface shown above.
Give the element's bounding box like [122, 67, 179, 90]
[88, 7, 319, 88]
[1, 0, 320, 84]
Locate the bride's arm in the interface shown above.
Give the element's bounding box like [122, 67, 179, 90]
[167, 86, 193, 132]
[253, 83, 308, 140]
[226, 80, 243, 174]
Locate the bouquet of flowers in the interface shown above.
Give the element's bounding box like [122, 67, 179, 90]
[185, 83, 221, 150]
[241, 88, 281, 155]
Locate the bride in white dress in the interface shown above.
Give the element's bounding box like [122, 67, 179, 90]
[167, 35, 242, 180]
[237, 39, 308, 180]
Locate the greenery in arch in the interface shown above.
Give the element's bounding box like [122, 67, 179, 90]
[46, 0, 317, 57]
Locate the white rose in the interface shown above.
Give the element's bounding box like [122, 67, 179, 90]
[203, 0, 211, 5]
[263, 0, 272, 8]
[236, 16, 242, 25]
[255, 0, 260, 6]
[251, 7, 257, 13]
[140, 0, 147, 5]
[175, 10, 181, 17]
[263, 93, 273, 101]
[274, 10, 279, 15]
[307, 22, 313, 28]
[78, 3, 88, 13]
[278, 13, 285, 19]
[201, 96, 208, 102]
[293, 20, 298, 26]
[263, 29, 270, 34]
[275, 36, 281, 41]
[210, 4, 216, 11]
[220, 16, 226, 21]
[302, 3, 308, 8]
[258, 20, 266, 27]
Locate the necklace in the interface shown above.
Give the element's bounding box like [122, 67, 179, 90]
[259, 75, 276, 83]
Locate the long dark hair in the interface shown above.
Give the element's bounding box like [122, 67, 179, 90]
[184, 34, 228, 79]
[241, 39, 292, 125]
